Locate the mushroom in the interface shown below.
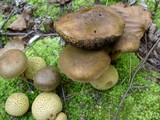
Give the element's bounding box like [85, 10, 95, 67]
[24, 56, 46, 80]
[0, 49, 27, 79]
[55, 112, 67, 120]
[58, 45, 111, 82]
[5, 93, 29, 116]
[54, 5, 125, 50]
[90, 65, 118, 90]
[34, 67, 61, 91]
[32, 92, 62, 120]
[0, 37, 24, 57]
[109, 4, 152, 52]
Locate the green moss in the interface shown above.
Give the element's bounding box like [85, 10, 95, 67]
[0, 14, 3, 27]
[71, 0, 95, 11]
[26, 0, 60, 19]
[25, 37, 62, 67]
[145, 0, 160, 28]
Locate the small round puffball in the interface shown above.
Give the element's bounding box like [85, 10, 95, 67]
[55, 112, 67, 120]
[5, 93, 29, 116]
[32, 92, 62, 120]
[90, 65, 118, 90]
[24, 56, 46, 80]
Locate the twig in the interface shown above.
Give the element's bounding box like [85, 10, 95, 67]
[0, 32, 26, 36]
[0, 32, 58, 37]
[113, 38, 160, 120]
[0, 10, 15, 30]
[61, 84, 67, 102]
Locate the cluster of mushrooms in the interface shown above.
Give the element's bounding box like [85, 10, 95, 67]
[0, 3, 153, 119]
[0, 38, 61, 92]
[0, 39, 67, 119]
[5, 92, 67, 120]
[54, 4, 152, 90]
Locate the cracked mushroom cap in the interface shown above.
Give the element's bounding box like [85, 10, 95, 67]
[5, 93, 29, 116]
[32, 92, 62, 120]
[24, 56, 46, 80]
[58, 46, 111, 82]
[54, 5, 125, 50]
[34, 67, 61, 91]
[0, 49, 27, 79]
[109, 4, 152, 52]
[90, 65, 118, 90]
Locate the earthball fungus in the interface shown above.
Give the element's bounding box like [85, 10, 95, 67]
[54, 5, 125, 50]
[5, 93, 29, 116]
[55, 112, 67, 120]
[24, 56, 46, 80]
[0, 49, 27, 79]
[34, 67, 61, 91]
[90, 65, 119, 90]
[58, 45, 111, 82]
[32, 92, 62, 120]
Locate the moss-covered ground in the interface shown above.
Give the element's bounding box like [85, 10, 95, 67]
[0, 0, 160, 120]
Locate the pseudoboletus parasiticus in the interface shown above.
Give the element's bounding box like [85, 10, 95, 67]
[54, 5, 125, 50]
[0, 49, 27, 79]
[109, 4, 152, 52]
[58, 45, 111, 82]
[34, 67, 61, 91]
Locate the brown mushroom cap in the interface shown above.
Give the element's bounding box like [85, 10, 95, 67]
[0, 37, 24, 57]
[113, 34, 140, 52]
[54, 5, 125, 50]
[58, 46, 111, 82]
[90, 65, 118, 90]
[34, 67, 61, 91]
[109, 4, 152, 52]
[0, 49, 27, 79]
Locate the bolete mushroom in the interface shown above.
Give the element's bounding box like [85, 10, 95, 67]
[32, 92, 62, 120]
[0, 49, 27, 79]
[5, 93, 29, 116]
[0, 37, 25, 57]
[58, 45, 111, 82]
[55, 112, 67, 120]
[24, 56, 46, 80]
[109, 4, 152, 52]
[54, 5, 125, 50]
[34, 67, 61, 91]
[90, 65, 118, 90]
